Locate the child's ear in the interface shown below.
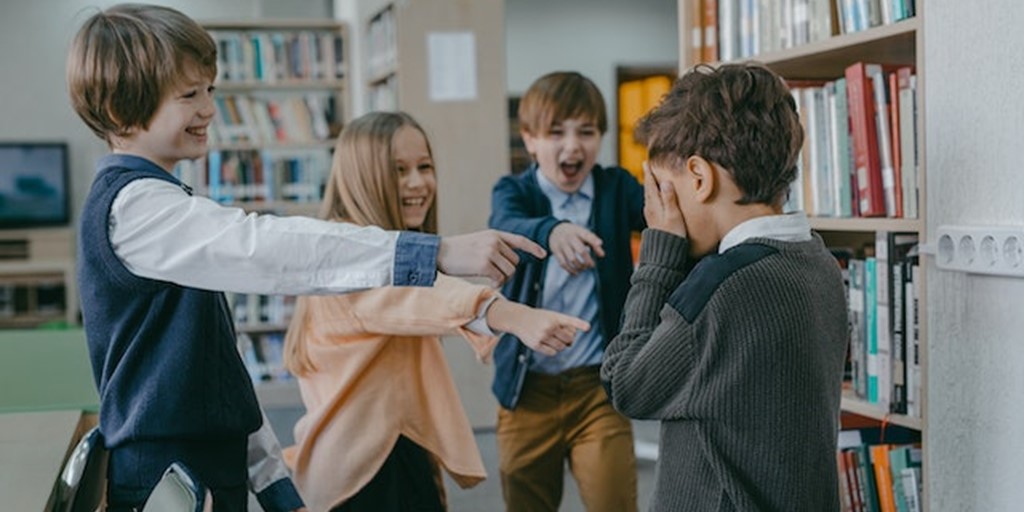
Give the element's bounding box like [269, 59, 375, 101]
[521, 130, 537, 156]
[686, 156, 716, 203]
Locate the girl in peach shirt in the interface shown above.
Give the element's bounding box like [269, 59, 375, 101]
[283, 112, 587, 512]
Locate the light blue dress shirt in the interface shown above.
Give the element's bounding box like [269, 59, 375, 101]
[530, 172, 604, 374]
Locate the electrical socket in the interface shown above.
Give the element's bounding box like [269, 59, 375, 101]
[934, 225, 1024, 277]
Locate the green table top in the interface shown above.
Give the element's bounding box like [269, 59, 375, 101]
[0, 329, 99, 413]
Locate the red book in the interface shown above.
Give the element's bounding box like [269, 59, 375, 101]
[845, 62, 885, 217]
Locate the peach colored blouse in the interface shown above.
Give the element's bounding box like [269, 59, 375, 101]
[283, 273, 498, 511]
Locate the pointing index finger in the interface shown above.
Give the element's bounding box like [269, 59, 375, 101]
[498, 231, 546, 259]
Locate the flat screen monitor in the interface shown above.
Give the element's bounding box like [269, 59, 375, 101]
[0, 142, 70, 228]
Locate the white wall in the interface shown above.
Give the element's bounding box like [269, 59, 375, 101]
[925, 1, 1024, 509]
[505, 0, 679, 165]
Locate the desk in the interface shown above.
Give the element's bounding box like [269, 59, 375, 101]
[0, 410, 83, 509]
[0, 330, 99, 507]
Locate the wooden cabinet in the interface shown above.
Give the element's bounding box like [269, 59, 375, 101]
[0, 228, 76, 328]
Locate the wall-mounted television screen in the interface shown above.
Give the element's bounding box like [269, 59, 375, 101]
[0, 142, 69, 228]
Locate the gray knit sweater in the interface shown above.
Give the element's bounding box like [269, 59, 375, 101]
[602, 229, 849, 512]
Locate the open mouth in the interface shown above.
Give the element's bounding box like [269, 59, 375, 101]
[185, 126, 207, 137]
[560, 161, 583, 177]
[402, 197, 428, 207]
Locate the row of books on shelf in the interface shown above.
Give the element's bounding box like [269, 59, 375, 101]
[837, 426, 922, 512]
[366, 7, 398, 79]
[835, 231, 920, 417]
[209, 29, 346, 84]
[173, 149, 330, 205]
[210, 93, 341, 146]
[694, 0, 916, 63]
[785, 62, 918, 219]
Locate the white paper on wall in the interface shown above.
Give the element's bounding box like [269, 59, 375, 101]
[427, 31, 478, 102]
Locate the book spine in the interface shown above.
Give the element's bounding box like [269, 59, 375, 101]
[845, 63, 886, 217]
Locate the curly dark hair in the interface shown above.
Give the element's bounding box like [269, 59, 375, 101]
[635, 63, 803, 206]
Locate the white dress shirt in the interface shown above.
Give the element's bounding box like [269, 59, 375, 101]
[109, 178, 400, 294]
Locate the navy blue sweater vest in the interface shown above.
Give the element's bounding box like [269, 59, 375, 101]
[78, 155, 261, 450]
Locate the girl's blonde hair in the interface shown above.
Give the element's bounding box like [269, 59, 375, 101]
[284, 112, 437, 375]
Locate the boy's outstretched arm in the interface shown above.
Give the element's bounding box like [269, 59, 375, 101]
[438, 230, 545, 286]
[110, 180, 541, 294]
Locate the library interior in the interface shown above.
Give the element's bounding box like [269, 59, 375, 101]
[1, 0, 1022, 510]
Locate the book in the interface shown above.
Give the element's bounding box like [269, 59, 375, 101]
[718, 0, 740, 62]
[897, 68, 918, 218]
[866, 65, 897, 217]
[845, 62, 886, 217]
[870, 444, 897, 512]
[887, 70, 904, 218]
[854, 444, 880, 512]
[905, 259, 921, 417]
[829, 78, 854, 217]
[888, 445, 922, 512]
[848, 258, 867, 397]
[865, 256, 879, 402]
[888, 234, 918, 414]
[691, 0, 705, 65]
[899, 467, 922, 512]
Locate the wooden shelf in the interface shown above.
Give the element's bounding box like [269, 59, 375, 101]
[809, 216, 923, 233]
[752, 18, 920, 80]
[841, 390, 922, 431]
[215, 80, 346, 91]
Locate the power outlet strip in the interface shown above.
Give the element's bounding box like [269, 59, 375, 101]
[934, 225, 1024, 277]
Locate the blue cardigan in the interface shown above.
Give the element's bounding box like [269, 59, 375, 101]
[488, 164, 645, 408]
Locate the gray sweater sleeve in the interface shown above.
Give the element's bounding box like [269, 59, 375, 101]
[601, 229, 697, 419]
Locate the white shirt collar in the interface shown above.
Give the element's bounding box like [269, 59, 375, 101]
[718, 212, 812, 254]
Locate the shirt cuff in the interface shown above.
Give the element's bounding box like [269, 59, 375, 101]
[394, 232, 440, 287]
[255, 478, 304, 512]
[465, 295, 501, 336]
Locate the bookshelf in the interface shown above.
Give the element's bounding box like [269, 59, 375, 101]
[0, 228, 77, 328]
[187, 19, 353, 395]
[679, 0, 927, 508]
[188, 19, 350, 215]
[361, 0, 508, 237]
